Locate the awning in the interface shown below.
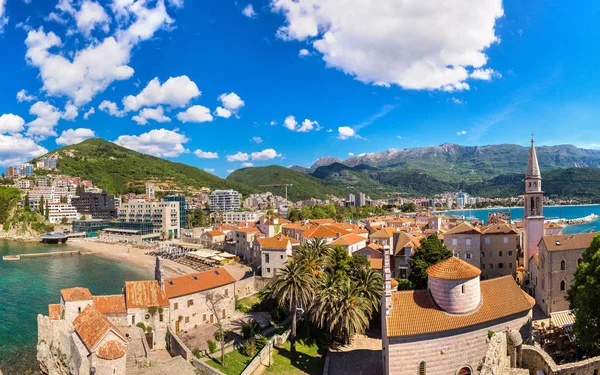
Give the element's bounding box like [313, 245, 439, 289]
[550, 310, 575, 328]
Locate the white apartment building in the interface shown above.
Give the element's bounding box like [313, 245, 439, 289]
[47, 203, 81, 223]
[214, 211, 263, 225]
[15, 179, 32, 189]
[118, 199, 181, 239]
[210, 190, 241, 212]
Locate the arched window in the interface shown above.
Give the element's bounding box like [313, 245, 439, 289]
[458, 367, 471, 375]
[536, 197, 541, 214]
[418, 361, 426, 375]
[461, 285, 465, 294]
[560, 259, 566, 271]
[560, 280, 566, 291]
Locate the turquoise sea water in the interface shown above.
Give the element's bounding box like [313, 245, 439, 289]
[0, 241, 151, 374]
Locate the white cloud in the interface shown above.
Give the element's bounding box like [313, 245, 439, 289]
[215, 92, 245, 118]
[251, 136, 263, 144]
[24, 1, 174, 106]
[123, 76, 200, 111]
[271, 0, 503, 91]
[114, 128, 189, 158]
[203, 168, 215, 173]
[241, 162, 254, 167]
[76, 0, 110, 36]
[132, 106, 171, 125]
[298, 48, 311, 57]
[396, 135, 402, 139]
[27, 101, 62, 136]
[177, 105, 213, 123]
[251, 148, 280, 161]
[338, 126, 359, 140]
[0, 0, 7, 33]
[269, 120, 277, 126]
[56, 128, 95, 145]
[450, 97, 463, 104]
[226, 152, 249, 162]
[283, 115, 297, 130]
[470, 68, 501, 81]
[16, 89, 36, 102]
[456, 130, 467, 136]
[99, 100, 126, 117]
[0, 134, 48, 166]
[0, 114, 25, 134]
[83, 107, 95, 119]
[226, 169, 235, 174]
[348, 152, 354, 156]
[194, 149, 219, 159]
[62, 102, 79, 120]
[297, 118, 320, 132]
[242, 4, 256, 18]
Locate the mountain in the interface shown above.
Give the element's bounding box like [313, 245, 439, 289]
[226, 165, 349, 201]
[32, 138, 257, 196]
[311, 143, 600, 182]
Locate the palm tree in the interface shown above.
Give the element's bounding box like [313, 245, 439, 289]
[309, 272, 344, 337]
[268, 260, 315, 356]
[295, 244, 327, 275]
[329, 279, 371, 345]
[354, 268, 383, 313]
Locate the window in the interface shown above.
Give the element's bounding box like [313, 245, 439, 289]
[159, 314, 164, 322]
[461, 285, 465, 294]
[267, 268, 271, 273]
[187, 299, 194, 307]
[482, 264, 486, 269]
[560, 259, 566, 271]
[498, 263, 503, 269]
[78, 307, 81, 313]
[222, 309, 226, 319]
[489, 263, 494, 269]
[499, 251, 503, 257]
[508, 251, 513, 257]
[265, 253, 270, 263]
[485, 237, 490, 245]
[503, 236, 508, 244]
[458, 367, 471, 375]
[174, 302, 178, 310]
[481, 252, 484, 258]
[418, 361, 426, 375]
[452, 238, 457, 246]
[132, 315, 135, 324]
[465, 252, 472, 259]
[466, 238, 471, 246]
[203, 314, 207, 321]
[509, 263, 513, 269]
[280, 255, 284, 260]
[185, 316, 190, 323]
[560, 280, 566, 291]
[225, 288, 229, 297]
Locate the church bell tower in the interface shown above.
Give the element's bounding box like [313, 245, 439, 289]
[523, 137, 544, 270]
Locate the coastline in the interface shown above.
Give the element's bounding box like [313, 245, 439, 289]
[434, 203, 600, 213]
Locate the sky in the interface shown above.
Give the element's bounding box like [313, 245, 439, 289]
[1, 0, 600, 177]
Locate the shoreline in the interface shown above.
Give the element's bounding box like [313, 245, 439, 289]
[434, 203, 600, 213]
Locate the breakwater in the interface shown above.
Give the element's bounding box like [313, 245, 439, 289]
[2, 249, 91, 261]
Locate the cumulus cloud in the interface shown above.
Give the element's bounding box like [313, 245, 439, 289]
[99, 100, 126, 117]
[0, 0, 7, 33]
[338, 126, 359, 140]
[396, 135, 403, 139]
[194, 149, 219, 159]
[114, 128, 189, 157]
[0, 134, 48, 166]
[282, 115, 320, 132]
[298, 48, 311, 57]
[271, 0, 504, 91]
[241, 162, 254, 167]
[56, 128, 95, 145]
[123, 75, 200, 111]
[226, 152, 249, 162]
[450, 97, 463, 104]
[62, 102, 79, 120]
[83, 107, 95, 119]
[76, 0, 110, 36]
[226, 169, 235, 174]
[16, 89, 36, 102]
[132, 106, 171, 125]
[470, 68, 501, 81]
[24, 1, 174, 106]
[348, 152, 354, 156]
[177, 105, 213, 123]
[283, 115, 297, 130]
[456, 130, 467, 136]
[251, 136, 263, 144]
[215, 92, 245, 118]
[203, 168, 215, 173]
[27, 101, 63, 136]
[251, 148, 280, 161]
[269, 120, 277, 126]
[0, 114, 26, 134]
[242, 4, 256, 18]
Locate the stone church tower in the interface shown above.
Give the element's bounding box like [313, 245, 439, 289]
[523, 138, 544, 270]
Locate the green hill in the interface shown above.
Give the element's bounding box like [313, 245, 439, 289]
[226, 165, 349, 201]
[33, 138, 257, 196]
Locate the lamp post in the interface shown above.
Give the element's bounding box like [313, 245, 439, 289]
[267, 339, 273, 367]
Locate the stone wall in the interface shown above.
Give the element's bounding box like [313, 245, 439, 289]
[235, 276, 258, 299]
[191, 358, 227, 375]
[428, 276, 481, 314]
[385, 311, 531, 375]
[480, 332, 510, 375]
[91, 354, 126, 375]
[37, 314, 77, 375]
[522, 345, 600, 375]
[167, 330, 193, 361]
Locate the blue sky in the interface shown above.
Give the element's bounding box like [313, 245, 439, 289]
[1, 0, 600, 177]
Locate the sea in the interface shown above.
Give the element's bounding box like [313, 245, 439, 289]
[0, 242, 151, 374]
[438, 204, 600, 234]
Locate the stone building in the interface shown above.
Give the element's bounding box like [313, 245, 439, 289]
[234, 227, 263, 262]
[124, 280, 170, 349]
[480, 223, 519, 280]
[330, 233, 368, 255]
[443, 222, 482, 269]
[381, 242, 534, 375]
[528, 232, 595, 316]
[523, 138, 545, 270]
[253, 233, 298, 278]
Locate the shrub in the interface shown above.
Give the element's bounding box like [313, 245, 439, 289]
[270, 306, 287, 323]
[192, 347, 201, 358]
[158, 307, 164, 315]
[146, 326, 153, 333]
[148, 306, 157, 315]
[214, 330, 223, 342]
[394, 278, 413, 291]
[242, 324, 253, 339]
[487, 330, 495, 339]
[240, 339, 256, 357]
[207, 340, 217, 354]
[136, 322, 146, 331]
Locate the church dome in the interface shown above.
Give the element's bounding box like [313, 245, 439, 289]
[427, 257, 482, 315]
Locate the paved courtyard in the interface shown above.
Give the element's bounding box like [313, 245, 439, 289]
[327, 330, 383, 375]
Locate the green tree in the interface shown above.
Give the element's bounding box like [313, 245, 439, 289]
[267, 260, 315, 356]
[408, 235, 453, 290]
[23, 193, 30, 212]
[286, 207, 300, 222]
[44, 201, 49, 220]
[566, 233, 600, 354]
[39, 195, 45, 214]
[60, 217, 68, 225]
[354, 268, 383, 313]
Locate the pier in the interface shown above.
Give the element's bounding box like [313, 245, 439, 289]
[2, 250, 91, 261]
[40, 232, 86, 244]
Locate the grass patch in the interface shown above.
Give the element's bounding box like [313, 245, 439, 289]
[206, 340, 266, 375]
[265, 339, 325, 375]
[237, 294, 263, 313]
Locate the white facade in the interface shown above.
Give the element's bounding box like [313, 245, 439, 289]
[48, 203, 81, 223]
[210, 190, 242, 212]
[118, 199, 181, 238]
[217, 210, 263, 224]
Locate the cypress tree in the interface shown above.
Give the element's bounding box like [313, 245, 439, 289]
[44, 202, 49, 220]
[39, 195, 45, 214]
[24, 193, 30, 212]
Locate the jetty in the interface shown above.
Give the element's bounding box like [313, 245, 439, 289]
[40, 232, 86, 244]
[2, 249, 91, 261]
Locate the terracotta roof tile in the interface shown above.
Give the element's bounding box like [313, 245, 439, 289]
[48, 304, 61, 320]
[393, 232, 421, 256]
[93, 295, 127, 315]
[387, 276, 532, 337]
[164, 268, 235, 299]
[370, 227, 397, 239]
[331, 233, 367, 247]
[302, 225, 349, 239]
[125, 280, 169, 308]
[369, 258, 383, 270]
[207, 230, 225, 237]
[97, 340, 127, 360]
[61, 287, 92, 302]
[256, 236, 291, 250]
[426, 257, 481, 280]
[308, 218, 336, 225]
[444, 222, 481, 235]
[541, 233, 596, 252]
[73, 305, 125, 350]
[235, 227, 262, 234]
[482, 223, 518, 235]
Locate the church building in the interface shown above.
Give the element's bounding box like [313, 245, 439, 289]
[523, 137, 545, 270]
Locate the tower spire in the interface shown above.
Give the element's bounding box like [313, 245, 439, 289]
[526, 137, 541, 179]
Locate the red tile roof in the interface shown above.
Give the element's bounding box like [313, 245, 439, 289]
[331, 233, 367, 247]
[426, 257, 481, 280]
[73, 305, 125, 350]
[301, 225, 349, 239]
[93, 295, 127, 315]
[48, 304, 61, 320]
[61, 287, 92, 302]
[541, 233, 596, 252]
[444, 222, 481, 235]
[207, 230, 225, 237]
[370, 227, 397, 239]
[125, 280, 169, 308]
[164, 268, 236, 299]
[235, 227, 262, 234]
[482, 223, 518, 235]
[97, 340, 127, 360]
[394, 232, 421, 256]
[369, 258, 383, 270]
[309, 218, 336, 225]
[256, 236, 291, 250]
[387, 276, 533, 337]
